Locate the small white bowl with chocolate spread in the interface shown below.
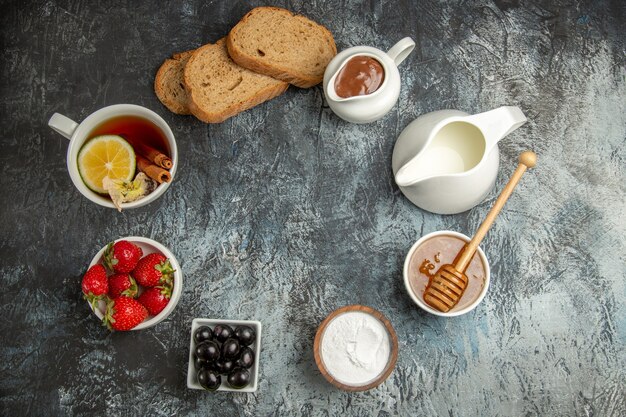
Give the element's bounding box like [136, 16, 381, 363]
[403, 230, 491, 317]
[323, 37, 415, 123]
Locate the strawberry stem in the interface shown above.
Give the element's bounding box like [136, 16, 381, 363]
[156, 259, 175, 286]
[121, 276, 138, 298]
[103, 242, 119, 271]
[157, 282, 173, 299]
[84, 292, 103, 311]
[102, 296, 117, 330]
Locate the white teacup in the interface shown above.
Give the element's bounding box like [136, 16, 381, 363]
[48, 104, 178, 209]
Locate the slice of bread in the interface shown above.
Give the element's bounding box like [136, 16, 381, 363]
[154, 50, 194, 115]
[183, 38, 289, 123]
[227, 7, 337, 88]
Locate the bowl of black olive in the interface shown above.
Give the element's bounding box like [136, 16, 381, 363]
[187, 318, 261, 392]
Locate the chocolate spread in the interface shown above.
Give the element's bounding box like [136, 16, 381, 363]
[333, 55, 385, 98]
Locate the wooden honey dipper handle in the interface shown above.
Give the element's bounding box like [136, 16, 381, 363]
[455, 151, 537, 271]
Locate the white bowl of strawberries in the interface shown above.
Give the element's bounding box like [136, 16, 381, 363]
[81, 236, 183, 331]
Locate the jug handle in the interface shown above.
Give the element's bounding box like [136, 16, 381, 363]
[465, 106, 527, 151]
[387, 37, 415, 66]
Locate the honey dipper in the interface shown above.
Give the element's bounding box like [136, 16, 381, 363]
[424, 151, 537, 312]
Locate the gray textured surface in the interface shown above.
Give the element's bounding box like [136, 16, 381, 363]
[1, 0, 625, 416]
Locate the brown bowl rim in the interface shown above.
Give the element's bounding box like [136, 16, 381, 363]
[313, 305, 398, 391]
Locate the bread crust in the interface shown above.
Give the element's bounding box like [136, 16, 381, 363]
[154, 50, 194, 115]
[183, 39, 288, 123]
[227, 6, 337, 88]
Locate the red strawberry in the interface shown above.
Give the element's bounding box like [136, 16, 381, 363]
[103, 296, 148, 331]
[108, 273, 138, 299]
[103, 240, 143, 273]
[138, 285, 171, 316]
[82, 264, 108, 309]
[132, 253, 175, 288]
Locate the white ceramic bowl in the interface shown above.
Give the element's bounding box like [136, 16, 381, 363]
[403, 230, 490, 317]
[187, 318, 262, 393]
[88, 236, 183, 330]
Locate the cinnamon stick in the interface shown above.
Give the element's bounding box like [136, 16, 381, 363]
[137, 155, 171, 183]
[134, 142, 173, 169]
[122, 136, 172, 169]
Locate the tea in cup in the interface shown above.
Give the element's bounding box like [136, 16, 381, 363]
[48, 104, 178, 210]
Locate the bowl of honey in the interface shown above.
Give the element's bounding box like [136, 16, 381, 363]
[403, 230, 490, 317]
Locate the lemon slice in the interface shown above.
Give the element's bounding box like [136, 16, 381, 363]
[78, 135, 136, 194]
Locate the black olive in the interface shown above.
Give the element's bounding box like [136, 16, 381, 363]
[194, 356, 211, 370]
[213, 324, 234, 343]
[212, 358, 235, 375]
[197, 368, 221, 391]
[234, 325, 256, 346]
[193, 326, 213, 344]
[236, 346, 255, 369]
[227, 368, 250, 389]
[221, 338, 240, 360]
[195, 341, 220, 362]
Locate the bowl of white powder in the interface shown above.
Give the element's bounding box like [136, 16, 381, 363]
[313, 305, 398, 391]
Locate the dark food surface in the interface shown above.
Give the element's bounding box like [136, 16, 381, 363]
[1, 0, 625, 416]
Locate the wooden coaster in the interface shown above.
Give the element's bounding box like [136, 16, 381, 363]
[313, 305, 398, 391]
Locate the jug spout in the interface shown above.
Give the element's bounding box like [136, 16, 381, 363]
[465, 106, 527, 151]
[395, 156, 430, 187]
